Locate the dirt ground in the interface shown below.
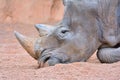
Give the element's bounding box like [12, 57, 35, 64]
[0, 23, 120, 80]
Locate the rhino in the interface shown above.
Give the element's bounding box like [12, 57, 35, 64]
[14, 0, 120, 68]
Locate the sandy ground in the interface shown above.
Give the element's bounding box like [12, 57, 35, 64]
[0, 23, 120, 80]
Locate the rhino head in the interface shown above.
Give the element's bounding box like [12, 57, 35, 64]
[14, 0, 120, 67]
[14, 21, 101, 68]
[14, 0, 102, 67]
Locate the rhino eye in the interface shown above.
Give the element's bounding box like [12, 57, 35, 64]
[61, 30, 69, 34]
[55, 28, 71, 40]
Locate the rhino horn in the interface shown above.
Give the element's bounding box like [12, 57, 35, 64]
[14, 31, 38, 59]
[35, 24, 55, 36]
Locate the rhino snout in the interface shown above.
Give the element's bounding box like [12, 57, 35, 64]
[37, 50, 70, 68]
[38, 52, 61, 67]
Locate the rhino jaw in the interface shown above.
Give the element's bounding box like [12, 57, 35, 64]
[14, 31, 38, 59]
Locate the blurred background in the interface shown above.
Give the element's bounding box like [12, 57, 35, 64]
[0, 0, 64, 24]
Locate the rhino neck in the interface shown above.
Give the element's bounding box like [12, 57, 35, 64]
[97, 0, 120, 47]
[117, 0, 120, 43]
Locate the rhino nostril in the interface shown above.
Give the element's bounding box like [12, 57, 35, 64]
[44, 56, 50, 63]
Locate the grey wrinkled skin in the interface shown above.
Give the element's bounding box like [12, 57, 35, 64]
[34, 0, 120, 67]
[15, 0, 120, 67]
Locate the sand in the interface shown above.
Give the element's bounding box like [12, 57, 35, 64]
[0, 23, 120, 80]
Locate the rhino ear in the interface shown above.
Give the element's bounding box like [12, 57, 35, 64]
[63, 0, 72, 6]
[63, 0, 69, 6]
[35, 24, 54, 36]
[63, 0, 66, 5]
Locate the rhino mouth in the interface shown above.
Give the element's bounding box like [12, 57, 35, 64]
[38, 54, 61, 68]
[38, 49, 62, 67]
[38, 47, 72, 68]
